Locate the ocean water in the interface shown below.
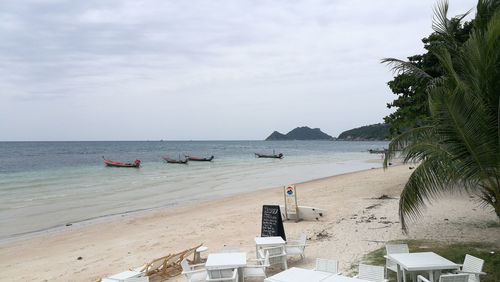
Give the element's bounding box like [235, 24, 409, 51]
[0, 140, 388, 240]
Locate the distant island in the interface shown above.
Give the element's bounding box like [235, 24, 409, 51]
[265, 123, 391, 141]
[265, 126, 334, 141]
[337, 123, 391, 141]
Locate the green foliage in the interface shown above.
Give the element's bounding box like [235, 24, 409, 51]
[384, 12, 474, 135]
[382, 0, 500, 232]
[357, 240, 500, 282]
[337, 123, 391, 140]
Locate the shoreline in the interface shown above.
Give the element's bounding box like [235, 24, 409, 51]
[1, 164, 497, 281]
[0, 162, 388, 245]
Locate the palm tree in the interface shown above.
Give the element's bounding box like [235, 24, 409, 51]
[382, 0, 500, 232]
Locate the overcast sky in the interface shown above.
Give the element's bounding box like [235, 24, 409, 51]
[0, 0, 476, 141]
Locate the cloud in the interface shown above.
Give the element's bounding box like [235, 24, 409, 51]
[0, 0, 477, 140]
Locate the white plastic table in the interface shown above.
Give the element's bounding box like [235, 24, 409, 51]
[206, 252, 247, 280]
[387, 252, 459, 282]
[254, 236, 286, 255]
[106, 270, 143, 281]
[321, 275, 372, 282]
[264, 267, 333, 282]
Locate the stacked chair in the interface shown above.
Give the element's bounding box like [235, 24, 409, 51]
[355, 264, 388, 282]
[206, 268, 238, 282]
[313, 258, 341, 275]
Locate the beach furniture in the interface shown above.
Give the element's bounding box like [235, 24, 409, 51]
[133, 255, 171, 280]
[205, 252, 247, 281]
[101, 270, 148, 282]
[131, 244, 203, 280]
[354, 264, 388, 282]
[220, 248, 240, 253]
[321, 275, 376, 282]
[285, 233, 306, 260]
[206, 268, 238, 282]
[122, 278, 149, 282]
[417, 273, 469, 282]
[313, 258, 340, 275]
[453, 254, 486, 282]
[195, 246, 209, 263]
[259, 245, 287, 270]
[243, 250, 270, 281]
[254, 236, 285, 258]
[387, 252, 460, 282]
[180, 258, 207, 282]
[385, 244, 409, 278]
[162, 244, 202, 277]
[264, 267, 332, 282]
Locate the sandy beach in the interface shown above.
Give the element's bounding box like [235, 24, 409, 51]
[1, 164, 498, 282]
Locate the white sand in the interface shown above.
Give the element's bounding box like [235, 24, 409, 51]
[0, 164, 498, 281]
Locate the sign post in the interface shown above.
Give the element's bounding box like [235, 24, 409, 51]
[283, 185, 299, 220]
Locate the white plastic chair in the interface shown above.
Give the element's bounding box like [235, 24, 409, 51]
[385, 244, 409, 278]
[285, 233, 306, 260]
[180, 258, 207, 282]
[243, 251, 269, 281]
[220, 248, 240, 253]
[418, 273, 469, 282]
[455, 254, 486, 282]
[259, 245, 287, 270]
[313, 258, 340, 274]
[206, 268, 238, 282]
[355, 264, 388, 282]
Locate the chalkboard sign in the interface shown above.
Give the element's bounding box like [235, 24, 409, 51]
[261, 205, 286, 241]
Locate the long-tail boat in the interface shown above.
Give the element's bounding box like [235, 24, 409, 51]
[162, 157, 188, 164]
[254, 152, 284, 159]
[102, 156, 141, 167]
[184, 155, 214, 161]
[368, 149, 387, 154]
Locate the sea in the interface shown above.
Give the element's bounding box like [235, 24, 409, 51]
[0, 140, 389, 241]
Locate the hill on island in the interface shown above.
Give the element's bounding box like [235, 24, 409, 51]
[265, 126, 334, 141]
[337, 123, 391, 141]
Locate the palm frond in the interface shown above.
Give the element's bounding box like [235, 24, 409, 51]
[398, 157, 459, 233]
[380, 58, 432, 81]
[432, 0, 451, 35]
[384, 126, 435, 168]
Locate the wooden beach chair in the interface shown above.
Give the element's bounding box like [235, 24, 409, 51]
[132, 254, 171, 280]
[162, 243, 203, 278]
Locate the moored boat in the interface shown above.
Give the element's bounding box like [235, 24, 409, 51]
[102, 156, 141, 167]
[368, 149, 387, 154]
[184, 155, 214, 161]
[162, 157, 188, 164]
[255, 152, 284, 159]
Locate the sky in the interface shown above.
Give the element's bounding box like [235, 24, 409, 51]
[0, 0, 477, 141]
